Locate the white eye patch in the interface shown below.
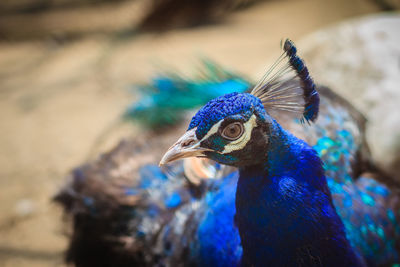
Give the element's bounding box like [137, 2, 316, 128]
[199, 115, 259, 154]
[221, 115, 257, 154]
[199, 119, 223, 142]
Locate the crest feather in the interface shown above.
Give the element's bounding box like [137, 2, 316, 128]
[250, 39, 319, 123]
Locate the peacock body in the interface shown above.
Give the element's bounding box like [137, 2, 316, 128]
[55, 40, 400, 266]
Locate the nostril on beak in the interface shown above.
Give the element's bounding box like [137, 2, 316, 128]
[182, 139, 195, 147]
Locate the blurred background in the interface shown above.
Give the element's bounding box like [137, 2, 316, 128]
[0, 0, 399, 266]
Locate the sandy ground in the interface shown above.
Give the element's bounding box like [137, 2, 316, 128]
[0, 0, 384, 265]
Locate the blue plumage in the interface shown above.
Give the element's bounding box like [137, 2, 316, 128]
[55, 40, 400, 266]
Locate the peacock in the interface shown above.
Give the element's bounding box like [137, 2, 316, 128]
[55, 39, 400, 266]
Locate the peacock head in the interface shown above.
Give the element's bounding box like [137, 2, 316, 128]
[160, 39, 320, 168]
[160, 92, 272, 167]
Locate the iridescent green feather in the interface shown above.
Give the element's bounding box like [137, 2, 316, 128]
[124, 59, 250, 128]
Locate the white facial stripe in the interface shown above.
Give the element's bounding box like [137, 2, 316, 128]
[222, 115, 257, 154]
[199, 119, 223, 142]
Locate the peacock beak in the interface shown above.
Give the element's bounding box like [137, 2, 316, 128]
[159, 128, 212, 166]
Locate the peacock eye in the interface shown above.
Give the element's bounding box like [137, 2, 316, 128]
[222, 122, 244, 140]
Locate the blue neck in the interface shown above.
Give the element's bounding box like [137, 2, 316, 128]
[235, 122, 363, 266]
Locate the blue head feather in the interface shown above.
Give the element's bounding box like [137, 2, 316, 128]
[188, 92, 266, 139]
